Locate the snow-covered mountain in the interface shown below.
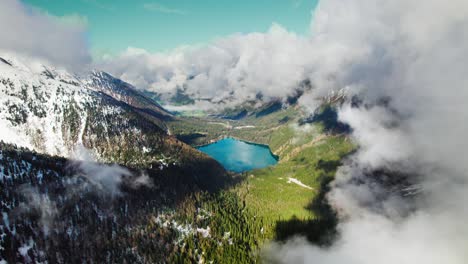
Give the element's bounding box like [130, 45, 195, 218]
[0, 53, 87, 154]
[0, 52, 233, 263]
[0, 53, 215, 167]
[85, 71, 173, 119]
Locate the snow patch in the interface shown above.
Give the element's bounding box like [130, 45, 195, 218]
[18, 239, 34, 256]
[196, 226, 211, 238]
[2, 212, 9, 231]
[0, 121, 33, 150]
[287, 178, 313, 190]
[234, 125, 256, 129]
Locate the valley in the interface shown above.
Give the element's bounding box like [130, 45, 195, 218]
[1, 0, 465, 262]
[0, 53, 354, 263]
[164, 101, 355, 257]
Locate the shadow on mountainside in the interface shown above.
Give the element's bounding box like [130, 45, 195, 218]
[300, 105, 351, 134]
[273, 150, 356, 245]
[274, 173, 339, 246]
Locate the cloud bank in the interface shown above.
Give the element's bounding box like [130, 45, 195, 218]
[265, 0, 468, 263]
[99, 24, 320, 109]
[0, 0, 91, 70]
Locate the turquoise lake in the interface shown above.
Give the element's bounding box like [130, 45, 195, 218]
[197, 138, 278, 173]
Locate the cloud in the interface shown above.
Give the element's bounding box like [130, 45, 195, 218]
[143, 3, 187, 15]
[12, 146, 153, 237]
[97, 13, 372, 111]
[82, 0, 114, 12]
[75, 159, 132, 197]
[128, 173, 154, 189]
[99, 24, 315, 109]
[71, 146, 153, 197]
[264, 0, 468, 263]
[54, 13, 89, 28]
[291, 0, 303, 9]
[16, 186, 58, 235]
[0, 0, 91, 71]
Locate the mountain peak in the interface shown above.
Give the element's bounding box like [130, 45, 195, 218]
[0, 54, 175, 163]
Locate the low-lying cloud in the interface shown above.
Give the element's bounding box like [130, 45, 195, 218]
[71, 146, 154, 197]
[267, 0, 468, 263]
[14, 146, 154, 234]
[0, 0, 91, 71]
[98, 2, 401, 111]
[99, 24, 319, 109]
[17, 186, 58, 235]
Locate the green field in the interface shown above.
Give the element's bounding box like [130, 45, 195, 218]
[235, 135, 353, 239]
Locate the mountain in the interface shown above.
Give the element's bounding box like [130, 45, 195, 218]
[85, 71, 173, 130]
[0, 53, 223, 170]
[215, 100, 285, 120]
[0, 141, 231, 263]
[0, 54, 239, 262]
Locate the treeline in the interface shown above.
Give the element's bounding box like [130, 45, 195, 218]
[133, 191, 264, 263]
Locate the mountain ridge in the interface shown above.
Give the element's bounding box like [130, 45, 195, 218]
[0, 53, 215, 168]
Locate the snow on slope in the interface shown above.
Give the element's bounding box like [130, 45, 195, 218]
[84, 70, 173, 119]
[0, 52, 91, 156]
[0, 52, 166, 161]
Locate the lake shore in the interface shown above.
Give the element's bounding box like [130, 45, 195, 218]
[196, 136, 279, 161]
[197, 137, 279, 172]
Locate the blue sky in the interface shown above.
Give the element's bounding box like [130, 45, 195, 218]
[23, 0, 318, 56]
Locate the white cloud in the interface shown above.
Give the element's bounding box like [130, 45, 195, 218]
[266, 0, 468, 263]
[71, 146, 154, 197]
[128, 173, 154, 189]
[291, 0, 303, 9]
[143, 3, 187, 15]
[71, 146, 131, 197]
[0, 0, 91, 71]
[99, 24, 317, 108]
[18, 186, 58, 235]
[82, 0, 114, 12]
